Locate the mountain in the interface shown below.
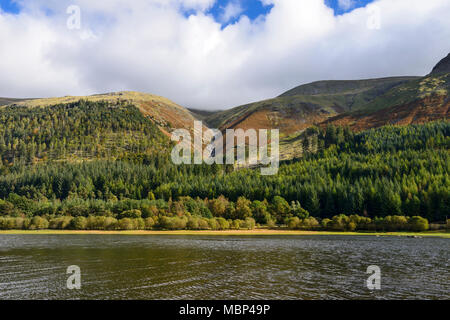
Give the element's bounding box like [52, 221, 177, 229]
[204, 54, 450, 134]
[430, 53, 450, 75]
[0, 91, 216, 165]
[0, 56, 448, 227]
[205, 77, 419, 136]
[315, 54, 450, 129]
[323, 70, 450, 131]
[323, 75, 449, 131]
[0, 98, 170, 164]
[205, 96, 334, 135]
[188, 108, 219, 125]
[4, 91, 200, 137]
[278, 77, 418, 98]
[198, 53, 450, 160]
[2, 53, 449, 164]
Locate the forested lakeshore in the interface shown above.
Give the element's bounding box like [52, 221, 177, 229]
[0, 100, 448, 232]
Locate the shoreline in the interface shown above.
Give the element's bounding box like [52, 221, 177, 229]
[0, 229, 448, 238]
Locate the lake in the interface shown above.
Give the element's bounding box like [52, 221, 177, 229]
[0, 235, 448, 300]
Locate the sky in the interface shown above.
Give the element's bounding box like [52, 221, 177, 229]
[0, 0, 449, 110]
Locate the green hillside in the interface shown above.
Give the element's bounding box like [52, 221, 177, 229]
[205, 95, 334, 129]
[0, 121, 447, 227]
[0, 99, 169, 165]
[203, 53, 450, 135]
[0, 54, 448, 231]
[279, 77, 418, 97]
[348, 73, 450, 115]
[204, 77, 420, 130]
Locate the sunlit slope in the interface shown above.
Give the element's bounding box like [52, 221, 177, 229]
[279, 77, 418, 99]
[205, 77, 419, 136]
[324, 73, 450, 130]
[0, 100, 170, 164]
[6, 91, 199, 135]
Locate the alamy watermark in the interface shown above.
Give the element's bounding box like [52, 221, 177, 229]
[366, 265, 381, 290]
[171, 121, 279, 175]
[66, 5, 81, 30]
[366, 4, 381, 30]
[67, 265, 81, 290]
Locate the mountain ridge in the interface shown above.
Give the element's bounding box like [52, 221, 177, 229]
[1, 91, 201, 138]
[430, 53, 450, 75]
[278, 77, 419, 97]
[1, 52, 449, 162]
[201, 53, 450, 136]
[202, 76, 424, 136]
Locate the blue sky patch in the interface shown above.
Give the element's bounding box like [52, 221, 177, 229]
[208, 0, 273, 27]
[185, 0, 375, 27]
[0, 0, 20, 14]
[182, 0, 274, 28]
[325, 0, 375, 15]
[1, 0, 376, 21]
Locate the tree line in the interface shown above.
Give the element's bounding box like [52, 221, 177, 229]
[0, 193, 445, 232]
[0, 100, 448, 224]
[0, 100, 168, 165]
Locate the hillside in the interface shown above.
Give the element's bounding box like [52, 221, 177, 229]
[430, 53, 450, 75]
[0, 121, 447, 225]
[324, 73, 450, 130]
[5, 91, 199, 137]
[279, 77, 418, 98]
[200, 53, 450, 160]
[205, 96, 335, 135]
[205, 77, 419, 135]
[0, 63, 448, 226]
[0, 97, 29, 106]
[0, 100, 169, 165]
[1, 54, 449, 165]
[188, 108, 218, 124]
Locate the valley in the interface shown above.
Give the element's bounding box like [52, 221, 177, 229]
[0, 53, 448, 232]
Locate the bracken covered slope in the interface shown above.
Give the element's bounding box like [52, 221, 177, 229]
[201, 53, 450, 160]
[6, 91, 199, 135]
[323, 73, 450, 130]
[205, 77, 420, 136]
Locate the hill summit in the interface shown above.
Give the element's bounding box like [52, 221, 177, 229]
[430, 52, 450, 75]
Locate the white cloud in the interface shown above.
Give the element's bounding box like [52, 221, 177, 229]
[178, 0, 217, 11]
[338, 0, 356, 11]
[0, 0, 449, 110]
[219, 1, 244, 23]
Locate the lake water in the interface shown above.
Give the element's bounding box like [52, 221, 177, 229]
[0, 235, 448, 300]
